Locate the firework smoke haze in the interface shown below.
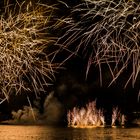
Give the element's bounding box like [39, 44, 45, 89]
[0, 1, 59, 101]
[11, 106, 40, 124]
[43, 92, 64, 124]
[11, 92, 64, 124]
[57, 0, 140, 87]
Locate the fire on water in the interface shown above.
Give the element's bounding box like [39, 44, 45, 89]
[67, 101, 125, 128]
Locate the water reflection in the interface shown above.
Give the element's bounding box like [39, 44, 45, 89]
[0, 125, 140, 140]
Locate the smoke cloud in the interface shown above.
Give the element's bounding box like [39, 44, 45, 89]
[7, 92, 64, 125]
[11, 106, 40, 124]
[43, 92, 64, 124]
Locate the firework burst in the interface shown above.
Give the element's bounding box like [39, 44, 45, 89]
[67, 101, 105, 128]
[0, 1, 58, 101]
[67, 101, 126, 128]
[57, 0, 140, 87]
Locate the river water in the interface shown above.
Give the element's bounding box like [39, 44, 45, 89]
[0, 125, 140, 140]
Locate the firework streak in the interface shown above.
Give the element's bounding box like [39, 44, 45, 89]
[57, 0, 140, 87]
[67, 101, 125, 128]
[0, 1, 58, 101]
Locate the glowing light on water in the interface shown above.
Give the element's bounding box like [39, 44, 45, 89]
[0, 125, 140, 140]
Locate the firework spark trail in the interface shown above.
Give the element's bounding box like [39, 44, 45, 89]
[67, 101, 125, 127]
[27, 96, 36, 121]
[57, 0, 140, 87]
[67, 101, 105, 127]
[0, 1, 59, 101]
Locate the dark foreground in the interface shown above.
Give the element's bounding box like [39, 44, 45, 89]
[0, 125, 140, 140]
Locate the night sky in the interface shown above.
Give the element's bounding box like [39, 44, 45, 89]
[0, 0, 140, 125]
